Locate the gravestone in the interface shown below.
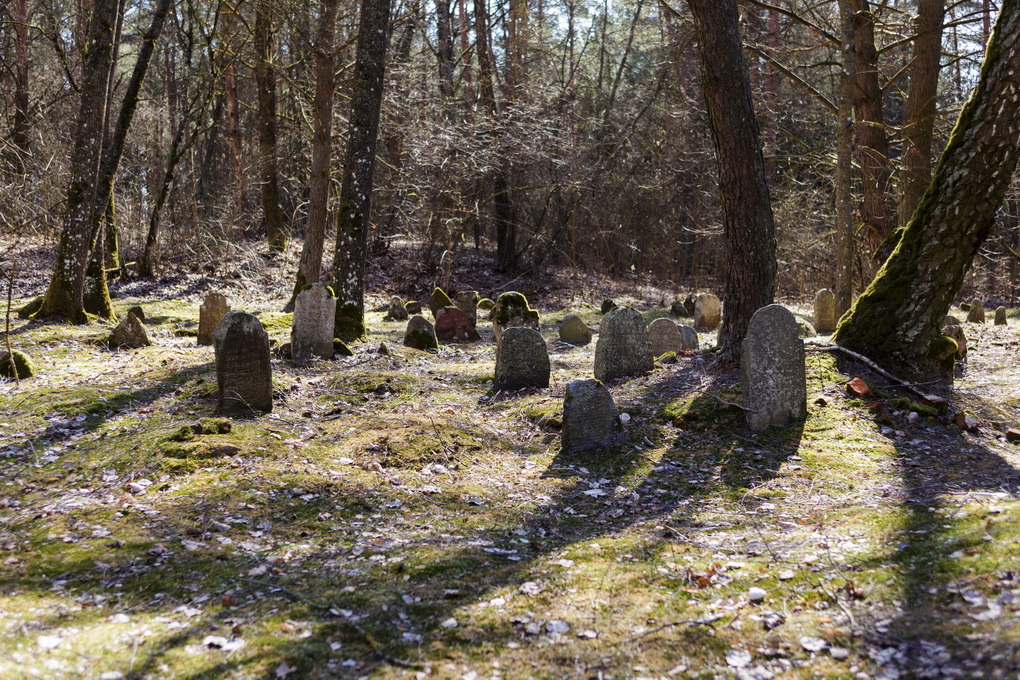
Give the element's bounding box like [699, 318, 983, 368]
[198, 292, 230, 346]
[683, 294, 697, 317]
[127, 305, 146, 322]
[430, 287, 453, 317]
[404, 316, 439, 350]
[694, 293, 722, 331]
[594, 306, 652, 382]
[491, 292, 540, 344]
[214, 311, 273, 415]
[600, 299, 617, 314]
[385, 296, 408, 321]
[941, 315, 960, 328]
[741, 305, 806, 432]
[559, 315, 592, 345]
[494, 327, 550, 389]
[796, 318, 817, 339]
[967, 299, 985, 323]
[109, 311, 151, 349]
[995, 306, 1008, 326]
[561, 379, 626, 454]
[435, 306, 480, 342]
[648, 318, 685, 357]
[943, 324, 967, 363]
[292, 283, 336, 364]
[813, 289, 837, 334]
[455, 290, 480, 326]
[405, 300, 422, 315]
[678, 324, 699, 351]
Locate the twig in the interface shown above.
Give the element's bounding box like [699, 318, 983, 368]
[620, 615, 720, 644]
[805, 342, 935, 400]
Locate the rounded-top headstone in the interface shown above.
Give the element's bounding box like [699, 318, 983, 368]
[494, 327, 550, 390]
[430, 287, 453, 316]
[198, 292, 230, 346]
[559, 315, 592, 345]
[561, 379, 625, 454]
[455, 290, 480, 326]
[404, 315, 439, 351]
[292, 283, 337, 364]
[213, 311, 273, 415]
[594, 306, 653, 382]
[994, 306, 1007, 326]
[678, 324, 698, 351]
[694, 293, 721, 331]
[967, 299, 985, 323]
[647, 318, 685, 357]
[740, 305, 806, 432]
[385, 296, 409, 321]
[813, 289, 836, 334]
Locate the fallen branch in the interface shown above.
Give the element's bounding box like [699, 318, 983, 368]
[805, 342, 936, 401]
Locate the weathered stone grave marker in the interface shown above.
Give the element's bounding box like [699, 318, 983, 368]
[404, 315, 439, 350]
[741, 305, 806, 432]
[214, 311, 273, 415]
[694, 293, 721, 331]
[995, 306, 1007, 326]
[109, 310, 151, 349]
[559, 314, 592, 345]
[813, 288, 836, 334]
[561, 379, 625, 454]
[385, 296, 408, 321]
[292, 283, 336, 364]
[594, 306, 652, 382]
[967, 299, 985, 323]
[648, 318, 685, 357]
[495, 327, 550, 389]
[198, 292, 230, 346]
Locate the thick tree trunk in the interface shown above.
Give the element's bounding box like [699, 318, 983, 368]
[255, 0, 288, 251]
[833, 2, 1020, 379]
[834, 6, 857, 318]
[11, 0, 31, 171]
[37, 0, 120, 322]
[897, 0, 945, 229]
[686, 0, 777, 364]
[286, 0, 340, 312]
[332, 0, 392, 341]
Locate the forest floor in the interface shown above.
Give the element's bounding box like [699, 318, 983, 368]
[3, 238, 1020, 680]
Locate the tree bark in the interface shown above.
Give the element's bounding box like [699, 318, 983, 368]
[331, 0, 392, 341]
[834, 4, 857, 318]
[686, 0, 777, 364]
[833, 2, 1020, 379]
[897, 0, 945, 230]
[255, 0, 288, 251]
[10, 0, 31, 171]
[286, 0, 340, 312]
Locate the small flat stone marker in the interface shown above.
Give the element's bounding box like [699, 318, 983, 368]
[741, 305, 806, 432]
[198, 292, 230, 346]
[494, 327, 550, 389]
[561, 379, 626, 454]
[594, 306, 652, 382]
[813, 289, 836, 334]
[292, 283, 336, 364]
[214, 311, 273, 415]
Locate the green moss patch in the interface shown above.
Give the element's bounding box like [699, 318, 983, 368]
[0, 349, 36, 379]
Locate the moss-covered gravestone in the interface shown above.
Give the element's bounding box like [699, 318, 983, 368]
[429, 287, 453, 317]
[942, 324, 967, 364]
[198, 292, 230, 346]
[594, 306, 652, 382]
[0, 350, 35, 380]
[741, 305, 806, 432]
[109, 311, 151, 349]
[405, 300, 423, 315]
[491, 291, 540, 344]
[404, 315, 439, 351]
[494, 327, 550, 389]
[292, 283, 336, 363]
[561, 379, 626, 454]
[213, 311, 273, 415]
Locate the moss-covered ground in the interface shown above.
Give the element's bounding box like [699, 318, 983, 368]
[2, 291, 1020, 679]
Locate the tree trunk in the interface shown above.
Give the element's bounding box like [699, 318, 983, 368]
[686, 0, 777, 364]
[897, 0, 945, 230]
[10, 0, 31, 171]
[255, 0, 288, 251]
[833, 2, 1020, 379]
[286, 0, 340, 312]
[834, 5, 857, 318]
[331, 0, 392, 341]
[37, 0, 120, 322]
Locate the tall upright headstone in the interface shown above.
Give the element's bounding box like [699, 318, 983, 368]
[967, 299, 985, 323]
[455, 290, 480, 326]
[648, 318, 685, 357]
[741, 305, 806, 432]
[561, 379, 626, 454]
[813, 289, 837, 334]
[292, 283, 336, 364]
[198, 293, 230, 346]
[594, 307, 652, 382]
[494, 327, 550, 389]
[994, 306, 1008, 326]
[214, 311, 273, 415]
[694, 293, 721, 331]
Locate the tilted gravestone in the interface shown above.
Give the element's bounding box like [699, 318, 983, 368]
[694, 293, 721, 331]
[109, 311, 151, 349]
[995, 306, 1008, 326]
[198, 292, 230, 346]
[561, 379, 626, 454]
[559, 314, 592, 345]
[404, 315, 439, 350]
[214, 311, 273, 415]
[494, 327, 550, 390]
[678, 324, 699, 351]
[648, 318, 685, 357]
[436, 306, 481, 342]
[455, 290, 480, 326]
[385, 295, 408, 321]
[741, 305, 806, 432]
[594, 306, 652, 382]
[813, 288, 837, 334]
[967, 299, 985, 323]
[292, 283, 336, 364]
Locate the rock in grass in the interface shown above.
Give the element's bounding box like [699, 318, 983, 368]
[0, 349, 36, 379]
[109, 311, 151, 349]
[404, 316, 439, 351]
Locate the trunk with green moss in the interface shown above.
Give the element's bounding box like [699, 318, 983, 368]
[833, 2, 1020, 378]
